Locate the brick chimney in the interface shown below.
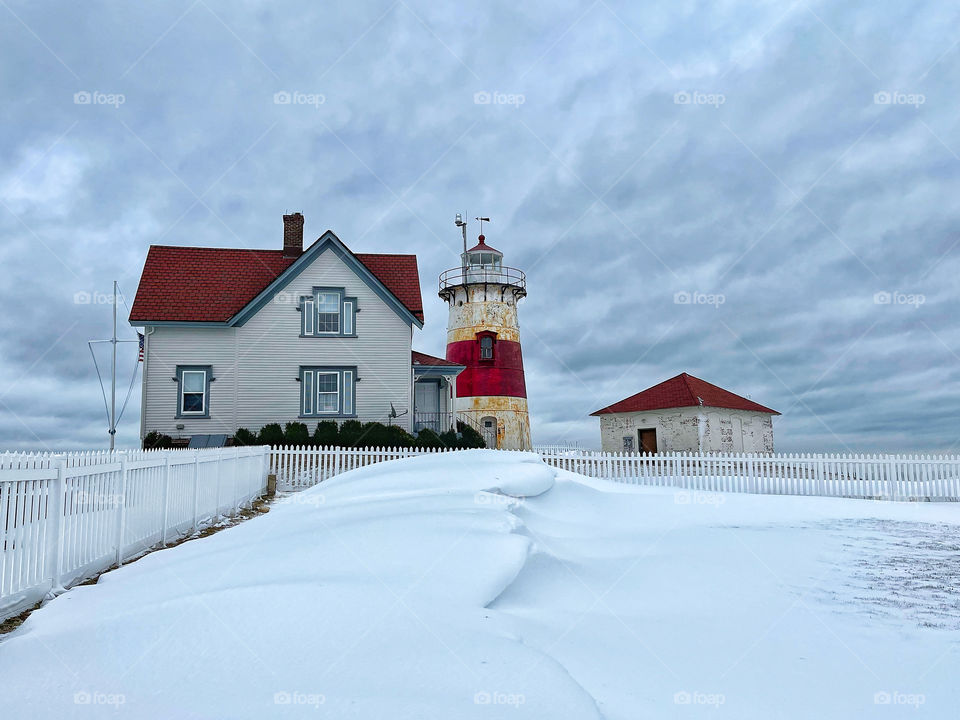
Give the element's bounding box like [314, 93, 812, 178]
[282, 212, 304, 258]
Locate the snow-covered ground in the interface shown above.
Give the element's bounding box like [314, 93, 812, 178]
[3, 450, 959, 718]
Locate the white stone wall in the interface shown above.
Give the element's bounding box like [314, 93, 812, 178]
[598, 407, 774, 454]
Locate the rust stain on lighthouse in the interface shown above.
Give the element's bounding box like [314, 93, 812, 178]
[439, 229, 532, 450]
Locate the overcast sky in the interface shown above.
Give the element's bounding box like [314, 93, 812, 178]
[1, 1, 958, 452]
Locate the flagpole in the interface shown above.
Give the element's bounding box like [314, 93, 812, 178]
[110, 280, 117, 451]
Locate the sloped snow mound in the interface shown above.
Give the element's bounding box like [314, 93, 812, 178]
[6, 455, 960, 719]
[0, 451, 598, 719]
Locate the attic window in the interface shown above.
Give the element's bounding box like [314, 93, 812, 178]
[301, 287, 357, 338]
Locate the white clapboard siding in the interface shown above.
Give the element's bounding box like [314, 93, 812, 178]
[0, 446, 269, 623]
[143, 248, 415, 438]
[269, 446, 960, 502]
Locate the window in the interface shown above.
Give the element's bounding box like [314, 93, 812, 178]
[300, 288, 357, 338]
[176, 366, 212, 418]
[480, 336, 494, 360]
[300, 367, 357, 417]
[316, 292, 340, 333]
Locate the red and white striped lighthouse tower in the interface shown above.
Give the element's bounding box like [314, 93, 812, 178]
[439, 218, 532, 449]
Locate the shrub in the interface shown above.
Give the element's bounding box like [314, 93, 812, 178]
[258, 423, 285, 447]
[337, 420, 364, 447]
[438, 429, 460, 448]
[143, 430, 174, 449]
[384, 424, 416, 448]
[357, 421, 392, 447]
[284, 421, 311, 445]
[232, 428, 258, 446]
[312, 421, 340, 446]
[414, 428, 442, 448]
[456, 421, 487, 449]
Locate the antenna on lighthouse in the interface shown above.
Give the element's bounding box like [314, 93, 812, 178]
[455, 213, 468, 265]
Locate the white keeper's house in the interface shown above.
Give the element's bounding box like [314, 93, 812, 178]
[591, 373, 779, 454]
[129, 212, 464, 445]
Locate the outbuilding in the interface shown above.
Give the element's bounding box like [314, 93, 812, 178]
[590, 373, 779, 454]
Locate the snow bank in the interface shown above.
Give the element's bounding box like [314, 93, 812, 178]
[1, 450, 600, 719]
[3, 452, 960, 718]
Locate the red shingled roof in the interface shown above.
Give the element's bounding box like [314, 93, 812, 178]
[590, 373, 778, 416]
[411, 351, 463, 367]
[129, 242, 423, 324]
[355, 253, 423, 322]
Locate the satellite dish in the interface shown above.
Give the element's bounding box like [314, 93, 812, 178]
[389, 402, 409, 419]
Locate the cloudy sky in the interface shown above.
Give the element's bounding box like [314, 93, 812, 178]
[1, 1, 958, 452]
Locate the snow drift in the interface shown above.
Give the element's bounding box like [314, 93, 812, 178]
[3, 449, 960, 718]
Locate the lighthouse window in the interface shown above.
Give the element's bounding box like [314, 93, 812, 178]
[480, 336, 494, 360]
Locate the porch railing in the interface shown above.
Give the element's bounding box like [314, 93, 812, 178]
[414, 412, 456, 433]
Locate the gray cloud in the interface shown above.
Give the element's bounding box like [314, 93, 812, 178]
[0, 0, 958, 453]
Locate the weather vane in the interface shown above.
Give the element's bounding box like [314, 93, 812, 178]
[475, 216, 491, 235]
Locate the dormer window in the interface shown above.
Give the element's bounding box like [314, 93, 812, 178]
[300, 287, 357, 338]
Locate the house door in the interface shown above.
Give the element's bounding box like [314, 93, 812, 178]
[414, 381, 440, 431]
[638, 428, 658, 454]
[481, 416, 497, 448]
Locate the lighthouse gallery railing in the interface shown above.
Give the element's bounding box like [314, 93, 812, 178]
[439, 266, 526, 294]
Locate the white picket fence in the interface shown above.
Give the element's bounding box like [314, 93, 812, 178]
[537, 451, 960, 501]
[0, 446, 269, 623]
[270, 446, 960, 502]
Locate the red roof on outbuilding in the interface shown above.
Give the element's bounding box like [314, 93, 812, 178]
[129, 242, 423, 323]
[590, 373, 778, 416]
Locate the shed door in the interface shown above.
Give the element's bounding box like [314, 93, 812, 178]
[638, 428, 658, 454]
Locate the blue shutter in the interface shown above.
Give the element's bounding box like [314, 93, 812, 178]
[301, 297, 314, 336]
[342, 370, 354, 415]
[302, 370, 314, 415]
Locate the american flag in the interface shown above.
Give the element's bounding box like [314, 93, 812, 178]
[138, 333, 145, 362]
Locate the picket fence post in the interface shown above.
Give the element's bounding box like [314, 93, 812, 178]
[115, 456, 128, 567]
[46, 457, 67, 591]
[192, 450, 200, 532]
[161, 454, 171, 545]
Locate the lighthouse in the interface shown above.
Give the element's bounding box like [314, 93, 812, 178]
[439, 216, 532, 450]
